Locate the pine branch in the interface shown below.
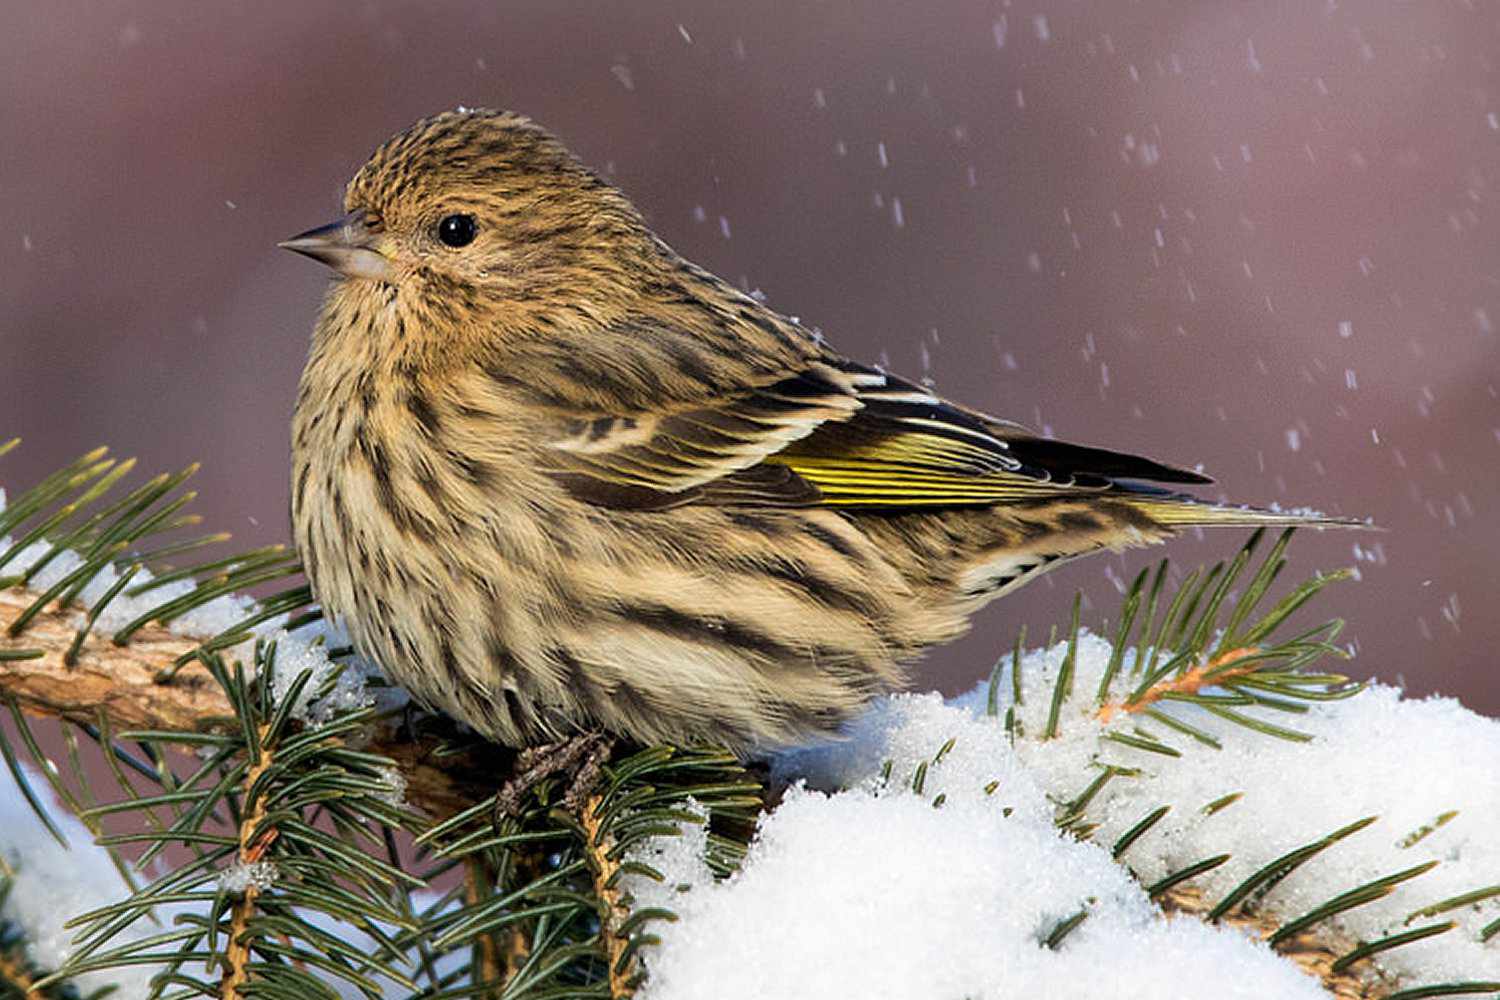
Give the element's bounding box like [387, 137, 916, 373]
[219, 722, 274, 1000]
[577, 792, 637, 999]
[463, 857, 505, 999]
[1095, 645, 1261, 723]
[0, 586, 503, 822]
[988, 529, 1500, 998]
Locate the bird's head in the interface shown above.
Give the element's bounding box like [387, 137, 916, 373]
[281, 109, 659, 342]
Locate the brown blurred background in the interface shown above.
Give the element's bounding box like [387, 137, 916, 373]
[2, 2, 1496, 711]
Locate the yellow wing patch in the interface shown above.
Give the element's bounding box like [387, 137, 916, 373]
[766, 430, 1094, 508]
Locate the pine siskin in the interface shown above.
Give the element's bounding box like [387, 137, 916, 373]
[283, 109, 1360, 756]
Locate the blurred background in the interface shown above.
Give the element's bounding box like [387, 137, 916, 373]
[2, 2, 1496, 710]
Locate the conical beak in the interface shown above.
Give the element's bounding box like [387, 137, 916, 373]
[279, 212, 393, 281]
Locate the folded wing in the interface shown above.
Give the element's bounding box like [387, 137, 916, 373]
[544, 357, 1215, 512]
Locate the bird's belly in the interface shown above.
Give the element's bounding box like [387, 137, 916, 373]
[292, 435, 562, 745]
[291, 441, 944, 751]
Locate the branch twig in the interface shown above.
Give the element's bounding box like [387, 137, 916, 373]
[1096, 647, 1261, 724]
[220, 722, 274, 1000]
[0, 948, 37, 996]
[578, 792, 637, 999]
[464, 857, 504, 999]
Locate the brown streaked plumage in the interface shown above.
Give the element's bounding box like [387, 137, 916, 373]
[284, 109, 1361, 754]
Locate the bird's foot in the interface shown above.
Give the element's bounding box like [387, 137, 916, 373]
[494, 732, 615, 818]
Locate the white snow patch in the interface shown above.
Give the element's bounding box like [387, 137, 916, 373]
[625, 632, 1500, 998]
[373, 763, 408, 808]
[628, 690, 1326, 1000]
[264, 622, 382, 725]
[0, 765, 173, 996]
[217, 860, 279, 895]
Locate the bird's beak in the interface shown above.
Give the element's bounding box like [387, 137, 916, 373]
[279, 212, 393, 281]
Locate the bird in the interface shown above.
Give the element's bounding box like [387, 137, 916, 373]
[282, 108, 1360, 762]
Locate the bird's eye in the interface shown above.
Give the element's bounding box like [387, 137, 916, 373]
[436, 213, 478, 248]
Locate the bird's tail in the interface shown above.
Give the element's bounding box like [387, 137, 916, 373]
[1124, 494, 1372, 530]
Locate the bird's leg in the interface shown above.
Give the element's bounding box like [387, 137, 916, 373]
[494, 732, 615, 817]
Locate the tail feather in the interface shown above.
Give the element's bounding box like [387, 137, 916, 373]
[1125, 495, 1373, 529]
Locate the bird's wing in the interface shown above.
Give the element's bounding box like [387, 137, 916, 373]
[543, 357, 1212, 511]
[541, 360, 867, 509]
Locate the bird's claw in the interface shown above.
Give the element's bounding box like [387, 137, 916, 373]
[494, 732, 615, 819]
